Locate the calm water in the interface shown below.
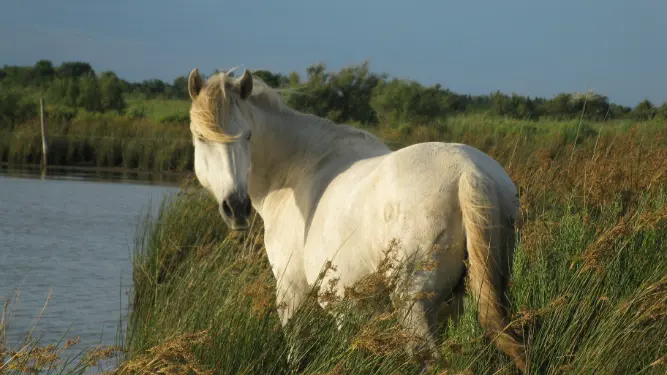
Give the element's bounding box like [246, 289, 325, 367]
[0, 167, 181, 367]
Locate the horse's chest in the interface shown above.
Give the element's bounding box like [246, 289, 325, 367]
[260, 190, 308, 269]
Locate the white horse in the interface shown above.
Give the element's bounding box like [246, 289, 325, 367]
[185, 68, 527, 372]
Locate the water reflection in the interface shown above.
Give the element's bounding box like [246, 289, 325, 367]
[0, 164, 191, 187]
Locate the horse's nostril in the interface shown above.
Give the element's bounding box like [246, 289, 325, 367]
[222, 200, 233, 217]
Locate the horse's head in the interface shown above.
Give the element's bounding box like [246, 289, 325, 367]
[187, 68, 254, 230]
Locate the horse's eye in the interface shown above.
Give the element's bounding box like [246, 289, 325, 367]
[246, 131, 252, 141]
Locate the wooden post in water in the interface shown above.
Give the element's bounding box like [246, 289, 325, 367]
[40, 97, 48, 177]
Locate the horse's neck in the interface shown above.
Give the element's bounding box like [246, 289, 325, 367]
[248, 108, 388, 221]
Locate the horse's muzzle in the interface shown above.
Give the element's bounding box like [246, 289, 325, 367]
[220, 193, 252, 230]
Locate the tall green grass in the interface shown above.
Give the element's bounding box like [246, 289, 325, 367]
[0, 109, 192, 171]
[2, 107, 665, 173]
[121, 119, 667, 374]
[125, 99, 190, 124]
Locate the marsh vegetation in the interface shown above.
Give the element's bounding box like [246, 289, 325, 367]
[1, 60, 665, 374]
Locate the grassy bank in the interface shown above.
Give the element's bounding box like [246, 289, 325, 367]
[1, 116, 665, 374]
[117, 119, 666, 374]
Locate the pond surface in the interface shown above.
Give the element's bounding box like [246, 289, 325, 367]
[0, 166, 182, 371]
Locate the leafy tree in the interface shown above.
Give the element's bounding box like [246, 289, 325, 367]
[543, 93, 573, 119]
[0, 66, 33, 86]
[99, 71, 126, 112]
[442, 91, 471, 113]
[32, 60, 55, 85]
[46, 77, 80, 108]
[253, 70, 289, 88]
[321, 61, 386, 124]
[370, 78, 413, 124]
[582, 92, 611, 120]
[632, 99, 657, 121]
[609, 104, 632, 119]
[371, 78, 446, 125]
[77, 74, 102, 112]
[565, 91, 610, 121]
[172, 76, 188, 99]
[1, 58, 663, 125]
[288, 72, 301, 86]
[657, 102, 667, 120]
[57, 62, 94, 79]
[285, 63, 332, 119]
[0, 89, 37, 128]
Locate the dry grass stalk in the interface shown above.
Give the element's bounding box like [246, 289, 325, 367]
[575, 204, 667, 272]
[511, 294, 571, 330]
[242, 270, 276, 317]
[4, 344, 61, 373]
[1, 299, 7, 362]
[109, 331, 212, 375]
[633, 276, 667, 326]
[350, 312, 419, 357]
[81, 344, 124, 369]
[518, 219, 559, 264]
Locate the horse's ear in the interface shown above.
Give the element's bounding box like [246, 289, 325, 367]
[239, 69, 253, 100]
[188, 68, 203, 101]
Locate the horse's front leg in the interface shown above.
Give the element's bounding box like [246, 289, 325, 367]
[272, 272, 310, 368]
[275, 280, 308, 327]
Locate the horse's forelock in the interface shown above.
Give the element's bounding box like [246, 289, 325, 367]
[189, 71, 292, 143]
[190, 73, 238, 143]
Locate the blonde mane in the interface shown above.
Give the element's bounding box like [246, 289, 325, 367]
[189, 71, 293, 143]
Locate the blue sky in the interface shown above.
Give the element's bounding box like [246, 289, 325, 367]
[1, 0, 665, 106]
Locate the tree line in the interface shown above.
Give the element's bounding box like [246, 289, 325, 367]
[1, 59, 666, 128]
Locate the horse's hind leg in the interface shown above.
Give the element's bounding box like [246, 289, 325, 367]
[392, 291, 440, 359]
[390, 235, 467, 364]
[433, 267, 466, 332]
[391, 272, 466, 359]
[390, 266, 444, 362]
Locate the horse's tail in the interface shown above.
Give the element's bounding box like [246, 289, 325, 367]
[458, 168, 527, 372]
